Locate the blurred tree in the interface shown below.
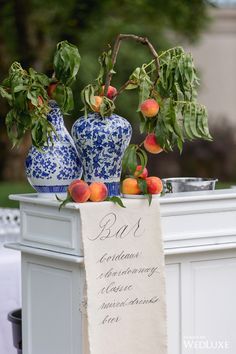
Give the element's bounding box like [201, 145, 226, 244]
[0, 0, 210, 181]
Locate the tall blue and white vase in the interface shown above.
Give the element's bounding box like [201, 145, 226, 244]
[71, 113, 132, 196]
[25, 101, 83, 198]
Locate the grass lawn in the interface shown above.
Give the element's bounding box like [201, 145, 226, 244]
[0, 180, 235, 209]
[0, 182, 34, 208]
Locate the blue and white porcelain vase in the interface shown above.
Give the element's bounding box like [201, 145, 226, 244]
[25, 101, 83, 198]
[71, 112, 132, 196]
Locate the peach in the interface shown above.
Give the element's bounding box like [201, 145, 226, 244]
[144, 133, 163, 154]
[47, 82, 58, 98]
[91, 96, 103, 112]
[140, 99, 159, 118]
[134, 165, 148, 179]
[101, 85, 117, 99]
[122, 178, 141, 195]
[69, 180, 91, 203]
[146, 176, 163, 194]
[28, 95, 43, 111]
[89, 182, 108, 202]
[68, 179, 87, 195]
[37, 96, 43, 105]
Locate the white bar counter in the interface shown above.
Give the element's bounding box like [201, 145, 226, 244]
[6, 189, 236, 354]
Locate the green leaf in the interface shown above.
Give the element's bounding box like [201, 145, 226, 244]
[81, 84, 104, 115]
[197, 106, 212, 140]
[183, 103, 195, 140]
[137, 178, 148, 194]
[138, 80, 151, 111]
[154, 120, 166, 149]
[129, 67, 141, 82]
[5, 110, 18, 146]
[125, 83, 138, 90]
[57, 191, 73, 211]
[99, 96, 115, 117]
[122, 144, 138, 175]
[137, 148, 147, 172]
[13, 85, 28, 93]
[106, 196, 126, 208]
[122, 145, 132, 173]
[53, 40, 81, 86]
[139, 113, 147, 134]
[127, 145, 138, 174]
[0, 86, 12, 102]
[188, 104, 203, 139]
[147, 193, 152, 206]
[64, 86, 74, 112]
[96, 50, 115, 85]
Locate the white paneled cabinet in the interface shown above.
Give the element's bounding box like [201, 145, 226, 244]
[166, 251, 236, 354]
[6, 189, 236, 354]
[22, 254, 85, 354]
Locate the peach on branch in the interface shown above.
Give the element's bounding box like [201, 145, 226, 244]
[122, 178, 141, 195]
[146, 176, 163, 194]
[47, 82, 58, 98]
[89, 182, 108, 202]
[91, 96, 103, 112]
[144, 133, 163, 154]
[28, 95, 44, 111]
[101, 85, 117, 99]
[69, 180, 91, 203]
[140, 99, 159, 118]
[134, 165, 148, 179]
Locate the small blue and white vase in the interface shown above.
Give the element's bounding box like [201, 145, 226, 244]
[25, 101, 83, 198]
[71, 112, 132, 196]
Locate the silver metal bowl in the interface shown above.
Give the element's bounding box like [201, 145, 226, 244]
[162, 177, 218, 194]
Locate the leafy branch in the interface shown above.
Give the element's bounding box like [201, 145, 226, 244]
[122, 144, 148, 176]
[0, 41, 81, 148]
[104, 34, 160, 97]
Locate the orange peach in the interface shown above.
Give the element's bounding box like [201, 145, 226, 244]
[69, 180, 91, 203]
[134, 165, 148, 179]
[91, 96, 103, 112]
[122, 178, 141, 195]
[144, 133, 163, 154]
[89, 182, 108, 202]
[140, 99, 159, 118]
[146, 176, 163, 194]
[101, 85, 117, 99]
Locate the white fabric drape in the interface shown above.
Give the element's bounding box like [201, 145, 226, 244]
[79, 199, 168, 354]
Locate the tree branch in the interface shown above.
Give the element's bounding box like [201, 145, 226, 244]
[113, 79, 135, 101]
[104, 34, 160, 98]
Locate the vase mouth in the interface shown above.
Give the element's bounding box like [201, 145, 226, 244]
[48, 100, 59, 108]
[77, 112, 125, 120]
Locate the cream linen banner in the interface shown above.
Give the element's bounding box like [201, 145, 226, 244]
[80, 198, 168, 354]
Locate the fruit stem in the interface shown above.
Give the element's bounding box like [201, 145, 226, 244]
[104, 34, 160, 98]
[138, 141, 144, 148]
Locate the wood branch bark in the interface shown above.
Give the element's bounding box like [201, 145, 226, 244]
[104, 34, 160, 98]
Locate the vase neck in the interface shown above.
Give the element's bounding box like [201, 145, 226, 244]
[47, 101, 64, 132]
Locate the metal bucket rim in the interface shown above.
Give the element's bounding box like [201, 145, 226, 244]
[162, 177, 218, 183]
[8, 309, 22, 324]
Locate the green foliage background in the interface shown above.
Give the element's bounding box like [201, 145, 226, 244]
[0, 0, 211, 185]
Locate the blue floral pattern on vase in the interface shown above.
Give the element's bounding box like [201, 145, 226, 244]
[71, 112, 132, 196]
[25, 101, 83, 196]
